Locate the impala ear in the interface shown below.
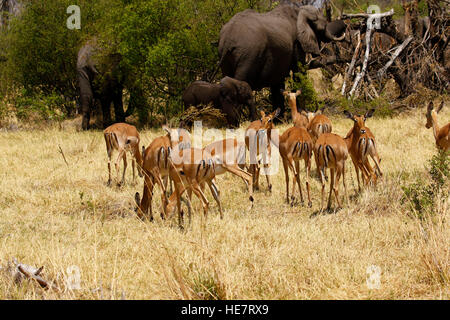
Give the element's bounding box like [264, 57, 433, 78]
[272, 108, 281, 118]
[142, 146, 145, 159]
[436, 101, 444, 113]
[343, 110, 353, 119]
[295, 90, 302, 97]
[427, 101, 434, 112]
[282, 90, 288, 96]
[260, 110, 266, 119]
[162, 125, 171, 137]
[365, 109, 375, 119]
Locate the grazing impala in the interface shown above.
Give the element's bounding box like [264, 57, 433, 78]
[314, 133, 349, 212]
[274, 126, 313, 207]
[136, 126, 191, 221]
[165, 147, 220, 227]
[283, 90, 308, 128]
[203, 138, 254, 203]
[245, 108, 280, 192]
[344, 109, 382, 190]
[165, 139, 255, 225]
[104, 123, 143, 186]
[426, 101, 449, 151]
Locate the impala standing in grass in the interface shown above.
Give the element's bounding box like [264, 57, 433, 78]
[314, 133, 349, 212]
[104, 123, 143, 186]
[344, 109, 382, 190]
[245, 108, 280, 192]
[425, 101, 449, 151]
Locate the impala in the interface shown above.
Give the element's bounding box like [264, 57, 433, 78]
[104, 123, 143, 186]
[274, 126, 313, 207]
[283, 90, 308, 128]
[426, 101, 449, 151]
[344, 109, 382, 190]
[136, 125, 191, 221]
[245, 108, 280, 192]
[203, 138, 254, 205]
[314, 133, 349, 212]
[165, 147, 220, 227]
[306, 107, 332, 143]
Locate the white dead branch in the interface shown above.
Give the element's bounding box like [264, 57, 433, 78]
[344, 9, 395, 98]
[377, 36, 414, 79]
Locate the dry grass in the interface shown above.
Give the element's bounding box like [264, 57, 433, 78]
[0, 105, 448, 300]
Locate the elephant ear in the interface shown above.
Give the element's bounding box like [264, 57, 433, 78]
[220, 79, 237, 103]
[297, 7, 321, 56]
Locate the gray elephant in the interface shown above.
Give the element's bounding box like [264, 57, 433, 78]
[182, 76, 256, 126]
[77, 40, 140, 130]
[218, 3, 346, 117]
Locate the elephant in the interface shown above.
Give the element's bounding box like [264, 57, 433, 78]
[182, 76, 256, 126]
[77, 39, 140, 130]
[218, 3, 346, 118]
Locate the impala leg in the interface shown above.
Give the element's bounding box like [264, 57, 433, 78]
[282, 158, 290, 204]
[294, 160, 304, 205]
[131, 156, 136, 184]
[319, 167, 326, 213]
[114, 150, 124, 185]
[263, 164, 272, 192]
[351, 157, 361, 192]
[327, 168, 335, 211]
[191, 181, 209, 220]
[342, 162, 349, 206]
[305, 157, 312, 208]
[208, 180, 223, 219]
[107, 155, 112, 187]
[334, 166, 342, 209]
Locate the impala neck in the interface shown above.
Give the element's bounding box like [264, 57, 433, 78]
[288, 98, 298, 118]
[431, 111, 441, 142]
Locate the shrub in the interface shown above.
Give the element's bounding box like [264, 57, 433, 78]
[402, 150, 449, 219]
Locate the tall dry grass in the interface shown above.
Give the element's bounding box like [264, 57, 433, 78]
[0, 105, 448, 299]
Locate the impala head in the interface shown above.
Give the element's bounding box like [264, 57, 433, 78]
[162, 125, 192, 150]
[259, 108, 281, 132]
[426, 101, 444, 129]
[305, 104, 325, 122]
[344, 109, 375, 135]
[282, 90, 302, 101]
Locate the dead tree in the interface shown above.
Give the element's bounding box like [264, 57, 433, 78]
[337, 0, 449, 100]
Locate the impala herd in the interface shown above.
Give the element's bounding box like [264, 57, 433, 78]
[103, 97, 449, 227]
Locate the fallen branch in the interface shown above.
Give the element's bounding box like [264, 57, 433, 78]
[377, 36, 414, 79]
[341, 8, 394, 19]
[341, 31, 361, 95]
[12, 259, 59, 291]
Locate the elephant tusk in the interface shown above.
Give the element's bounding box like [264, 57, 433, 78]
[332, 33, 346, 41]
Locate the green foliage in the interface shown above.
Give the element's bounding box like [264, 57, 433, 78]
[339, 97, 393, 118]
[285, 63, 322, 111]
[13, 89, 68, 122]
[402, 150, 450, 219]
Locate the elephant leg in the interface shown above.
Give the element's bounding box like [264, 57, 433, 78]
[221, 101, 239, 127]
[113, 89, 125, 123]
[270, 84, 285, 121]
[101, 96, 112, 128]
[80, 94, 92, 130]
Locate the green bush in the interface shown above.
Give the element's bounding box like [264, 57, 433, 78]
[402, 150, 449, 219]
[285, 63, 322, 111]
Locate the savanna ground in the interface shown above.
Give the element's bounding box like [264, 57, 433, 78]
[0, 104, 448, 300]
